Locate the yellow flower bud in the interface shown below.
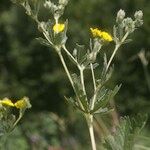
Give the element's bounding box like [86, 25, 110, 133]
[0, 98, 14, 107]
[101, 32, 113, 42]
[90, 28, 102, 37]
[90, 27, 113, 42]
[14, 97, 31, 109]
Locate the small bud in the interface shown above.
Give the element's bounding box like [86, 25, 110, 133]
[14, 97, 31, 109]
[123, 17, 135, 32]
[123, 17, 133, 25]
[59, 0, 68, 6]
[135, 19, 143, 27]
[44, 0, 52, 8]
[44, 0, 57, 13]
[134, 10, 143, 20]
[116, 9, 126, 23]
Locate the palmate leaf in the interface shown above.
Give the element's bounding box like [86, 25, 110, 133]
[104, 114, 147, 150]
[73, 44, 92, 67]
[98, 54, 114, 88]
[64, 97, 86, 113]
[36, 37, 52, 47]
[75, 44, 86, 64]
[90, 85, 121, 114]
[71, 73, 89, 113]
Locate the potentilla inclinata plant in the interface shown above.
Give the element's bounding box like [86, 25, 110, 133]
[11, 0, 147, 149]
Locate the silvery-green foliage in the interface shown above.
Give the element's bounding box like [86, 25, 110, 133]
[104, 114, 147, 150]
[44, 0, 68, 20]
[12, 0, 43, 21]
[0, 106, 16, 136]
[88, 38, 102, 63]
[90, 85, 121, 114]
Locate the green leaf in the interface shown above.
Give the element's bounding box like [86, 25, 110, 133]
[122, 39, 132, 44]
[91, 85, 121, 114]
[104, 114, 148, 150]
[64, 97, 86, 113]
[101, 61, 114, 84]
[71, 73, 89, 113]
[36, 37, 52, 47]
[75, 44, 86, 64]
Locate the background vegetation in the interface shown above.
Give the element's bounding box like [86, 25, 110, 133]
[0, 0, 149, 149]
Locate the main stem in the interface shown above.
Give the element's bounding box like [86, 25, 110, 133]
[87, 115, 97, 150]
[79, 65, 96, 150]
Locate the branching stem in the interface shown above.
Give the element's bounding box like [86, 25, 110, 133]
[58, 51, 75, 91]
[57, 50, 84, 110]
[62, 45, 79, 66]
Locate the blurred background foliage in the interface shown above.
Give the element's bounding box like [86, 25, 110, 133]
[0, 0, 150, 149]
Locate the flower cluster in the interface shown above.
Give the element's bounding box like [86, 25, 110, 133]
[115, 9, 143, 34]
[0, 97, 31, 109]
[90, 28, 113, 42]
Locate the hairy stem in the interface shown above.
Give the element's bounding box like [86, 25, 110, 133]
[90, 63, 96, 91]
[62, 45, 79, 66]
[106, 32, 129, 72]
[57, 50, 84, 110]
[87, 115, 97, 150]
[80, 66, 87, 96]
[58, 51, 75, 91]
[90, 63, 97, 110]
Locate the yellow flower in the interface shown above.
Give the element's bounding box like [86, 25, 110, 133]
[90, 28, 102, 37]
[101, 31, 113, 42]
[0, 98, 14, 107]
[53, 23, 65, 33]
[90, 27, 113, 42]
[14, 97, 31, 109]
